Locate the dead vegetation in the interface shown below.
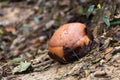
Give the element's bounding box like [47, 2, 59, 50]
[0, 0, 120, 80]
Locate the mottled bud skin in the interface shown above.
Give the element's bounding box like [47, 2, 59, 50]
[48, 23, 93, 63]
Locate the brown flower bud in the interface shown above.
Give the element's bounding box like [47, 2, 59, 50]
[48, 22, 93, 63]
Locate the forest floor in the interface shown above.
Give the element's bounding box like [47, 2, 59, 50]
[0, 0, 120, 80]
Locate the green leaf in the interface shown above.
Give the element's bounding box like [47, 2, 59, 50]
[22, 23, 28, 28]
[86, 5, 95, 18]
[92, 58, 101, 64]
[102, 16, 110, 26]
[0, 29, 4, 34]
[110, 18, 120, 25]
[9, 57, 23, 64]
[77, 6, 83, 15]
[12, 61, 31, 74]
[1, 1, 8, 6]
[34, 17, 40, 23]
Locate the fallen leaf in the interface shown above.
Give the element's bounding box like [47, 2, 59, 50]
[5, 27, 15, 33]
[104, 47, 113, 54]
[104, 53, 112, 62]
[93, 26, 100, 38]
[110, 18, 120, 25]
[12, 61, 31, 74]
[1, 1, 8, 6]
[9, 57, 23, 64]
[34, 16, 40, 23]
[94, 70, 107, 77]
[45, 20, 55, 30]
[92, 58, 102, 64]
[86, 5, 95, 19]
[77, 6, 83, 15]
[0, 29, 4, 34]
[102, 16, 110, 26]
[97, 3, 101, 9]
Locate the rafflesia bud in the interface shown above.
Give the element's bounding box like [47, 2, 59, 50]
[48, 22, 93, 63]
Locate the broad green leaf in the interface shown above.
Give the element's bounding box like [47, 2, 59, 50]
[110, 18, 120, 25]
[86, 5, 95, 18]
[12, 62, 31, 74]
[102, 16, 110, 26]
[0, 29, 4, 34]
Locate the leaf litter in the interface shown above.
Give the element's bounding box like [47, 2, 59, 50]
[0, 0, 120, 80]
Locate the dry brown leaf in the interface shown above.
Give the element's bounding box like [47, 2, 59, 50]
[5, 27, 15, 33]
[104, 54, 112, 62]
[104, 47, 113, 54]
[93, 26, 100, 38]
